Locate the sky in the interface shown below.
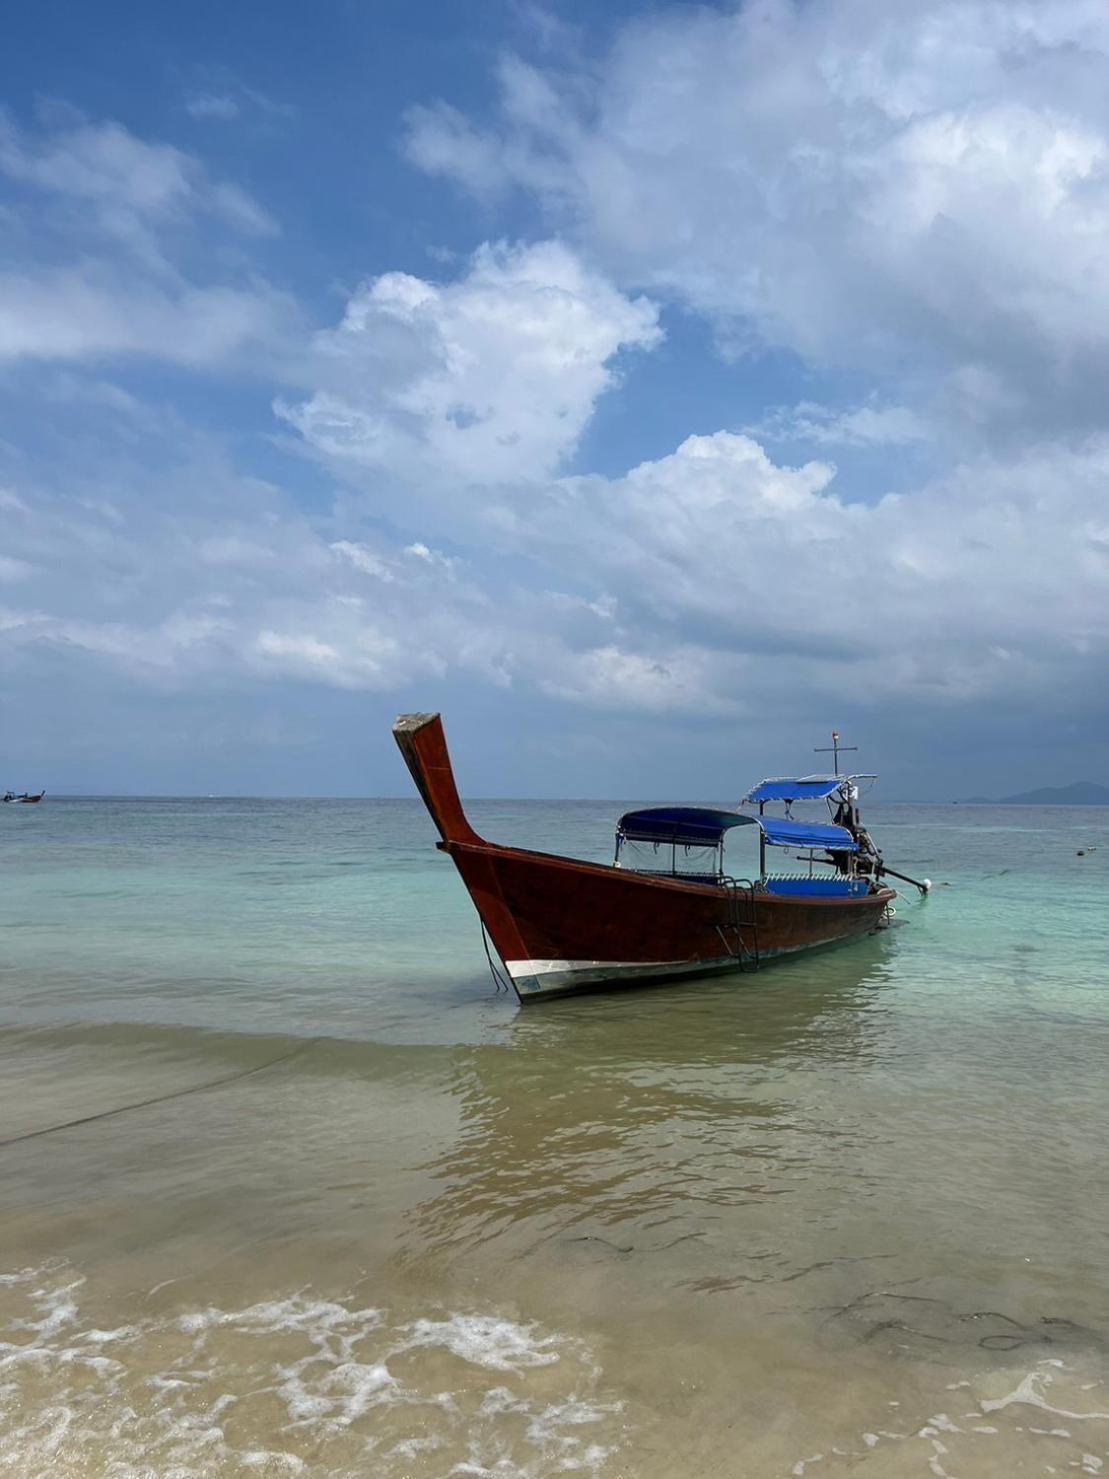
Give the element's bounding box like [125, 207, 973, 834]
[3, 0, 1109, 799]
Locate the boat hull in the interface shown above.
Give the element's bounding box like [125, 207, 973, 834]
[444, 837, 891, 1001]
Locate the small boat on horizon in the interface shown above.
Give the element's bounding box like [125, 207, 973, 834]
[3, 790, 45, 804]
[393, 714, 929, 1004]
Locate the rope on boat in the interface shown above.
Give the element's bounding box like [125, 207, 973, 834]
[480, 919, 512, 994]
[0, 1039, 317, 1150]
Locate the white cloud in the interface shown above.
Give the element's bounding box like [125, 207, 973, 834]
[330, 540, 395, 581]
[403, 541, 456, 570]
[0, 110, 288, 366]
[255, 629, 344, 669]
[750, 401, 929, 448]
[5, 416, 1109, 723]
[404, 2, 1109, 441]
[0, 111, 276, 237]
[0, 211, 1066, 725]
[0, 270, 294, 365]
[4, 50, 1109, 757]
[540, 643, 732, 714]
[277, 239, 661, 485]
[1, 114, 193, 215]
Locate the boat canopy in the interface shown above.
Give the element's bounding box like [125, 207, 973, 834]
[617, 807, 755, 846]
[759, 816, 858, 852]
[616, 807, 858, 853]
[744, 775, 843, 803]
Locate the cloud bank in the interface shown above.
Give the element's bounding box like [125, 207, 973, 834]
[4, 3, 1109, 788]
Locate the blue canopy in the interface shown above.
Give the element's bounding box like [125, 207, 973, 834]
[616, 806, 856, 853]
[759, 816, 858, 852]
[617, 807, 755, 846]
[745, 776, 842, 803]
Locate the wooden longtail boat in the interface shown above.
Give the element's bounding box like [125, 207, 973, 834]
[394, 713, 906, 1004]
[3, 791, 45, 804]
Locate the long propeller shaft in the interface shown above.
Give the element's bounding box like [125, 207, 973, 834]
[877, 863, 932, 896]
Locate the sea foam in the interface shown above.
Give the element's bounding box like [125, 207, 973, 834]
[0, 1263, 622, 1478]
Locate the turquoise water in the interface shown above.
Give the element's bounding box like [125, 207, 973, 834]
[2, 798, 1109, 1476]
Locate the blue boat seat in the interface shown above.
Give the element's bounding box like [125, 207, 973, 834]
[760, 875, 868, 897]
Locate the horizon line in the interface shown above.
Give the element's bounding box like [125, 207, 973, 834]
[6, 792, 1017, 805]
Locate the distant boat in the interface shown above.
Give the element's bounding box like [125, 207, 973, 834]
[3, 791, 45, 804]
[393, 713, 927, 1004]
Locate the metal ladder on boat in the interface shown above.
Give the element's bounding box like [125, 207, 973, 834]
[718, 877, 760, 972]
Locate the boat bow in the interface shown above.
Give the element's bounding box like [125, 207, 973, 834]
[393, 713, 483, 847]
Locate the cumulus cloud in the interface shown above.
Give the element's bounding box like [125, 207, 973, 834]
[277, 240, 661, 485]
[530, 431, 1109, 707]
[5, 408, 1109, 728]
[405, 1, 1109, 443]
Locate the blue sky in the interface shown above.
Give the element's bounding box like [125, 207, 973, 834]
[3, 0, 1109, 798]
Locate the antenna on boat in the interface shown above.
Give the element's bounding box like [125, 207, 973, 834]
[814, 730, 857, 777]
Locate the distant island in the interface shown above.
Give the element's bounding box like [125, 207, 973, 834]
[957, 781, 1109, 805]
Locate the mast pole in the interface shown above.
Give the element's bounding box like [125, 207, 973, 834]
[815, 730, 857, 780]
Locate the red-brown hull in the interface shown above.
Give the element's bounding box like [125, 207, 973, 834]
[393, 712, 893, 1003]
[444, 836, 890, 999]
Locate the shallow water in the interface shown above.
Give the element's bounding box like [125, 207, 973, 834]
[2, 797, 1109, 1476]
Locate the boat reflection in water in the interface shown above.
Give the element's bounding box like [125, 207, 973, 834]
[393, 712, 916, 1003]
[402, 937, 899, 1269]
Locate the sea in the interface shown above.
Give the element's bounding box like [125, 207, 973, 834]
[2, 796, 1108, 1478]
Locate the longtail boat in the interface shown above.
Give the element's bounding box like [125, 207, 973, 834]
[3, 791, 45, 804]
[394, 713, 927, 1003]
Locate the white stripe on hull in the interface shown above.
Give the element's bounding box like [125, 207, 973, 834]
[506, 954, 746, 996]
[505, 929, 875, 999]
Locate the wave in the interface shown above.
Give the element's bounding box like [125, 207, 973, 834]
[0, 1261, 622, 1478]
